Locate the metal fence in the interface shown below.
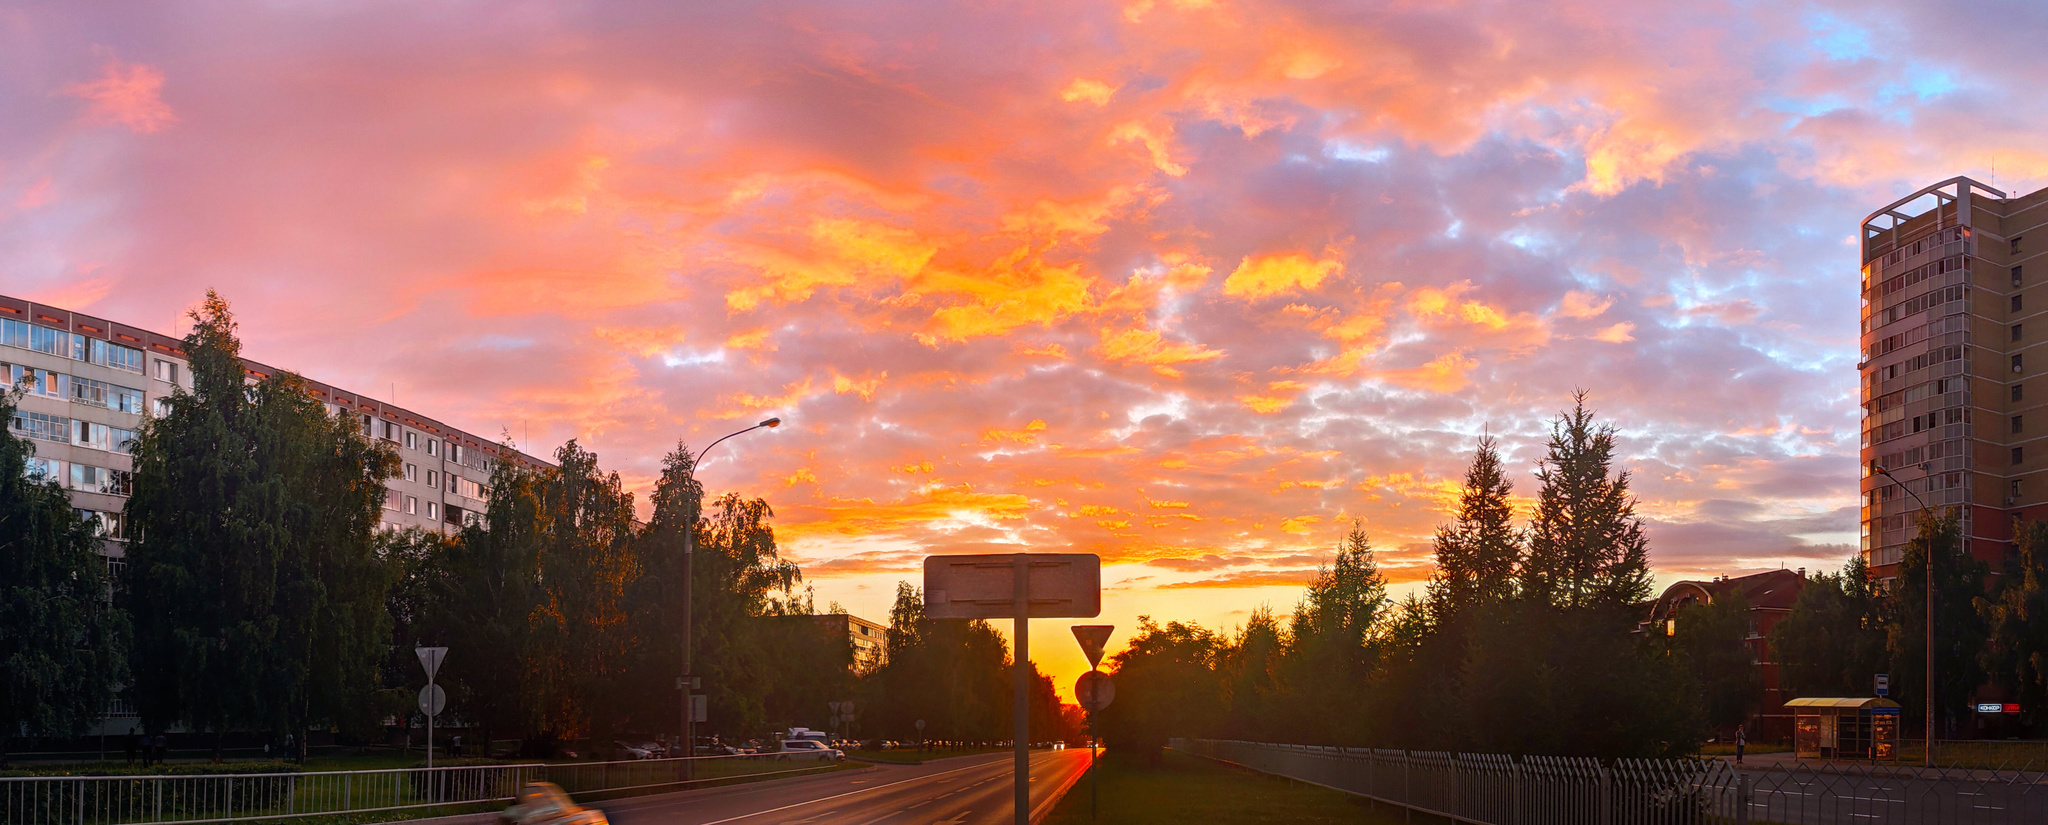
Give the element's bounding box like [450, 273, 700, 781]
[0, 751, 841, 825]
[1172, 738, 2048, 824]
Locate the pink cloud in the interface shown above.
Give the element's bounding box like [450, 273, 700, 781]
[62, 55, 175, 133]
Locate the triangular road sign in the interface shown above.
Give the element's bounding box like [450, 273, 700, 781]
[1071, 625, 1114, 669]
[416, 646, 448, 681]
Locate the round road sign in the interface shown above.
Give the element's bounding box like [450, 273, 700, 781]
[1075, 671, 1114, 713]
[915, 719, 926, 731]
[418, 684, 446, 717]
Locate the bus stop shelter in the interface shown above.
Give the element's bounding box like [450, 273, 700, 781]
[1787, 697, 1901, 760]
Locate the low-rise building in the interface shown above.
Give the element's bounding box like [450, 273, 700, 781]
[1643, 569, 1807, 740]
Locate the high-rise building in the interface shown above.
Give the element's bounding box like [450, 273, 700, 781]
[1860, 177, 2048, 577]
[1, 293, 552, 579]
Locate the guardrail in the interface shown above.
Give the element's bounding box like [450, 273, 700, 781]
[1172, 738, 2048, 824]
[0, 751, 845, 825]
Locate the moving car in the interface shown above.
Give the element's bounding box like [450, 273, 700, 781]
[498, 782, 607, 825]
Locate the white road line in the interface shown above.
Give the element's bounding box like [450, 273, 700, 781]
[688, 751, 1073, 825]
[689, 759, 1011, 825]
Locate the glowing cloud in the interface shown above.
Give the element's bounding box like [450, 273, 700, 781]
[62, 57, 175, 133]
[1223, 253, 1342, 300]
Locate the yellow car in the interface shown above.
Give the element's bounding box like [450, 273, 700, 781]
[498, 782, 608, 825]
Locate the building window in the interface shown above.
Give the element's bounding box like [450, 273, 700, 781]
[2016, 354, 2025, 374]
[2015, 415, 2025, 434]
[384, 488, 401, 510]
[2016, 383, 2026, 402]
[405, 495, 417, 515]
[2013, 480, 2023, 500]
[426, 470, 437, 488]
[426, 501, 438, 520]
[2015, 447, 2026, 465]
[2015, 324, 2025, 342]
[405, 431, 418, 450]
[2015, 295, 2026, 313]
[2015, 236, 2025, 255]
[427, 439, 439, 457]
[2016, 266, 2026, 287]
[405, 463, 417, 482]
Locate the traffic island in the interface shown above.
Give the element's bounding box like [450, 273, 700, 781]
[1040, 749, 1413, 825]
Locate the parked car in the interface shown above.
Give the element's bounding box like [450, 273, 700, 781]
[635, 741, 667, 759]
[611, 741, 655, 760]
[498, 782, 607, 825]
[777, 739, 845, 762]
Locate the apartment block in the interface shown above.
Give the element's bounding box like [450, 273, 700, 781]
[1, 293, 551, 576]
[1860, 177, 2048, 577]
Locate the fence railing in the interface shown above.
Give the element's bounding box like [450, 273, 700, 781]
[1172, 738, 2048, 825]
[0, 751, 843, 825]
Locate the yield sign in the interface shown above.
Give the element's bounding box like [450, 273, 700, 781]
[416, 646, 448, 681]
[1071, 625, 1114, 669]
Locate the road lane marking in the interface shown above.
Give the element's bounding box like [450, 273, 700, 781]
[690, 758, 1017, 825]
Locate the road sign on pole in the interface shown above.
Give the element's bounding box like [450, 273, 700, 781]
[1075, 671, 1114, 713]
[924, 554, 1102, 619]
[416, 647, 448, 681]
[925, 553, 1102, 825]
[1071, 625, 1114, 669]
[1875, 673, 1890, 697]
[418, 684, 446, 716]
[415, 647, 448, 770]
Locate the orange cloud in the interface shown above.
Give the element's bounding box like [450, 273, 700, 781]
[1095, 327, 1224, 377]
[1380, 351, 1479, 393]
[1223, 253, 1342, 300]
[1060, 78, 1117, 106]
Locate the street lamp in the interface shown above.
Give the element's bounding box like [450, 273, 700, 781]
[1873, 462, 1939, 767]
[681, 417, 781, 757]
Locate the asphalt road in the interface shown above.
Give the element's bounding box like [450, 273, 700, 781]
[1736, 766, 2048, 824]
[596, 748, 1093, 825]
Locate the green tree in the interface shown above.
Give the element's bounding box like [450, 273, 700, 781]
[1101, 617, 1222, 759]
[1670, 593, 1762, 734]
[1283, 522, 1388, 743]
[1981, 520, 2048, 735]
[1886, 509, 1987, 740]
[435, 451, 546, 751]
[0, 389, 128, 765]
[1427, 434, 1522, 625]
[1518, 392, 1652, 613]
[1216, 606, 1286, 740]
[869, 582, 1013, 743]
[525, 440, 638, 743]
[126, 291, 396, 760]
[1768, 556, 1887, 699]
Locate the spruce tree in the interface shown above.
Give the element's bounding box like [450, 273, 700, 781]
[0, 389, 128, 765]
[1427, 434, 1522, 625]
[1518, 392, 1652, 612]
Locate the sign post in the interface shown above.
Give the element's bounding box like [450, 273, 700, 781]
[1071, 625, 1115, 819]
[926, 554, 1101, 825]
[415, 647, 448, 770]
[1874, 673, 1889, 697]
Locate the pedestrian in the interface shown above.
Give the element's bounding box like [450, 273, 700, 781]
[452, 734, 462, 757]
[1735, 726, 1747, 764]
[153, 733, 167, 766]
[123, 727, 138, 768]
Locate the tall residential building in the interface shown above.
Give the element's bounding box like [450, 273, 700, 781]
[1860, 177, 2048, 578]
[1, 293, 552, 578]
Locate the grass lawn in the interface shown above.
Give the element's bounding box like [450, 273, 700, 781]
[1042, 749, 1407, 825]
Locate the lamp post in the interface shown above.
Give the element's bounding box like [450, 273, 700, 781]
[681, 417, 781, 758]
[1873, 462, 1938, 767]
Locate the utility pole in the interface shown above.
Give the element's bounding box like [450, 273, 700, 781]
[1874, 463, 1938, 767]
[680, 418, 781, 762]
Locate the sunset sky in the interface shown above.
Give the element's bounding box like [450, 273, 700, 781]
[7, 0, 2048, 698]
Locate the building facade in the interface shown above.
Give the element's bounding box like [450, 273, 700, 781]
[1, 293, 551, 569]
[1644, 569, 1807, 740]
[1860, 178, 2048, 578]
